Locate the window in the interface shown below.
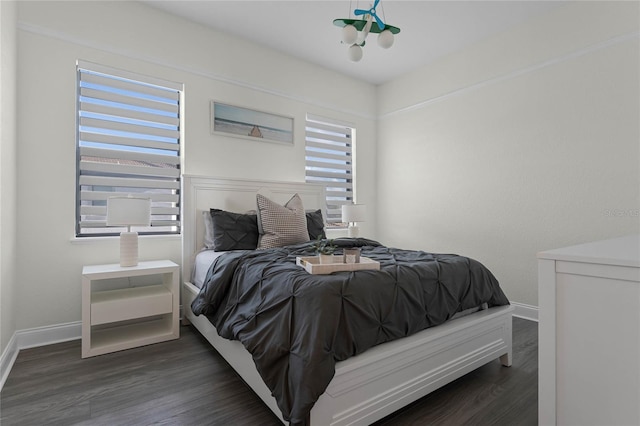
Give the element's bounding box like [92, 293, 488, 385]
[76, 61, 182, 237]
[305, 114, 355, 226]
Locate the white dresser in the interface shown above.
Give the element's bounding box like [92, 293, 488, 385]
[538, 235, 640, 426]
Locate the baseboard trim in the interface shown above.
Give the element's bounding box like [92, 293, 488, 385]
[0, 321, 81, 392]
[0, 333, 19, 391]
[15, 321, 81, 350]
[511, 302, 539, 322]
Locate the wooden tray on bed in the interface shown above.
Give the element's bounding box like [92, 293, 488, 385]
[296, 256, 380, 275]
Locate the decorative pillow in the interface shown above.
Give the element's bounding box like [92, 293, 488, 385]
[306, 209, 326, 240]
[209, 209, 259, 251]
[203, 210, 216, 249]
[256, 193, 310, 249]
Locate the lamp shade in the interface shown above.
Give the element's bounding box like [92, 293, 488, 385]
[106, 196, 151, 227]
[348, 44, 363, 62]
[342, 24, 358, 44]
[378, 29, 395, 49]
[342, 204, 366, 223]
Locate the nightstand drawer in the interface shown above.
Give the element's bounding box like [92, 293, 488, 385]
[91, 285, 172, 325]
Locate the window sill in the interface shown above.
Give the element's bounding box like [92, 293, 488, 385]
[325, 228, 349, 238]
[70, 234, 181, 244]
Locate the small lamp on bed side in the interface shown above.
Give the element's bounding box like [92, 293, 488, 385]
[342, 203, 366, 238]
[107, 195, 151, 267]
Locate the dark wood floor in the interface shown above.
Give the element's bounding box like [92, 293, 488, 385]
[1, 318, 537, 425]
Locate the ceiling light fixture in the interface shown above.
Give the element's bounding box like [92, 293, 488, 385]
[333, 0, 400, 62]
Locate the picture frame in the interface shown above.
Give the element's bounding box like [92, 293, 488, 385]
[211, 101, 294, 145]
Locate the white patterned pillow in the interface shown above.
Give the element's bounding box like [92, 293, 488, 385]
[256, 193, 310, 249]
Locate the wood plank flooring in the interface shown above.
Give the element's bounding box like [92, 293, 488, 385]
[1, 318, 537, 425]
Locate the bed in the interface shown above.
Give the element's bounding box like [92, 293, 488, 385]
[181, 175, 513, 426]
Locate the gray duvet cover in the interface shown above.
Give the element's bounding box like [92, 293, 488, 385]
[191, 238, 509, 425]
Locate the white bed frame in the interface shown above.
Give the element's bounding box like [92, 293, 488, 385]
[181, 175, 513, 426]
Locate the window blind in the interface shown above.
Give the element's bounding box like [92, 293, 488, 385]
[305, 114, 355, 225]
[76, 61, 182, 236]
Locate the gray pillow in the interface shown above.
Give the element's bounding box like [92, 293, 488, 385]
[256, 193, 309, 249]
[306, 209, 326, 240]
[209, 209, 259, 251]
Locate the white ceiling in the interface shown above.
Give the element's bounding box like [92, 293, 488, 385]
[142, 1, 561, 85]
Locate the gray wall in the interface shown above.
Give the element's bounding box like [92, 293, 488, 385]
[14, 1, 377, 332]
[1, 0, 18, 356]
[377, 1, 640, 307]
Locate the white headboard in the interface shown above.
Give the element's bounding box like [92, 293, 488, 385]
[181, 175, 327, 283]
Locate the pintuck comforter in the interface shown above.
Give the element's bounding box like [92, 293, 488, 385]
[191, 238, 509, 425]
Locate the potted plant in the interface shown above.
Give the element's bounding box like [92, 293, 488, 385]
[314, 237, 337, 264]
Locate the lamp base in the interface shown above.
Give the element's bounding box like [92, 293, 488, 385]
[120, 231, 139, 267]
[348, 225, 360, 238]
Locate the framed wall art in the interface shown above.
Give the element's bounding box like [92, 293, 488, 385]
[211, 101, 294, 145]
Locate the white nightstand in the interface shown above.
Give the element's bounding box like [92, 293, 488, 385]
[81, 260, 180, 358]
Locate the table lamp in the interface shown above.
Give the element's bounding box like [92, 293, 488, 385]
[107, 195, 151, 267]
[342, 204, 366, 238]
